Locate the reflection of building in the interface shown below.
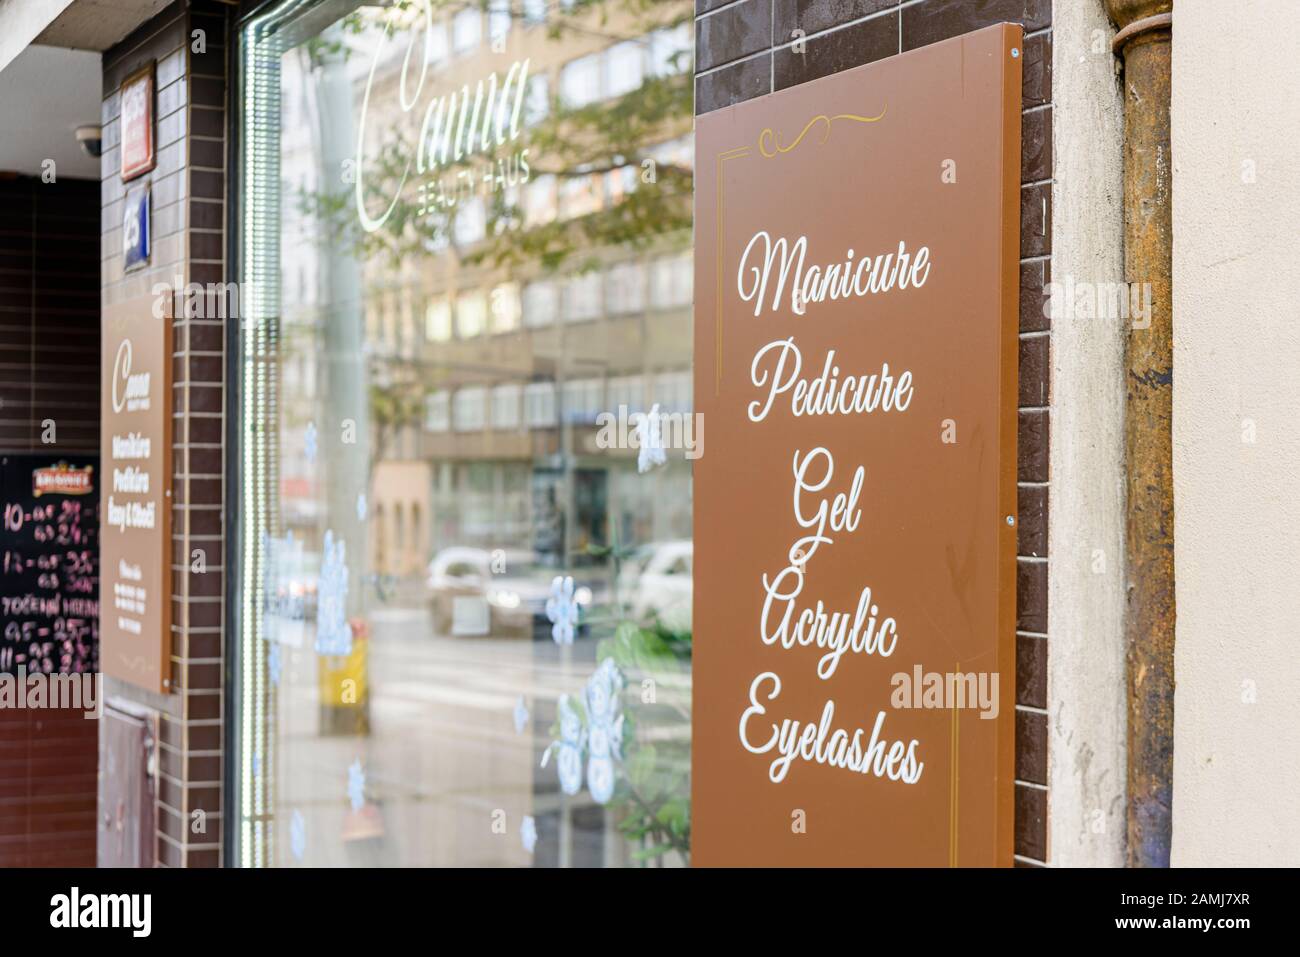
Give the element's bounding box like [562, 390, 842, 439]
[349, 3, 696, 579]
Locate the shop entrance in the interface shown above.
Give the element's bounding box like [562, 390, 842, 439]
[0, 45, 104, 867]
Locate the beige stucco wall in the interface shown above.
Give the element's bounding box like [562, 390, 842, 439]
[1171, 0, 1300, 865]
[1046, 0, 1127, 866]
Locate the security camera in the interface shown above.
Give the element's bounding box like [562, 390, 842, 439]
[75, 125, 102, 158]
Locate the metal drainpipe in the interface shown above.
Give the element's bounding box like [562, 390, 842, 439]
[1104, 0, 1175, 868]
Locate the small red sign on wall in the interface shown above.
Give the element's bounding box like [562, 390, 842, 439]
[119, 63, 155, 182]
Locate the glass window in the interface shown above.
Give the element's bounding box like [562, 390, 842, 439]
[425, 391, 451, 432]
[522, 280, 559, 327]
[650, 24, 692, 77]
[560, 52, 602, 107]
[606, 261, 646, 315]
[492, 383, 522, 430]
[523, 0, 548, 24]
[563, 272, 603, 322]
[606, 40, 644, 99]
[650, 252, 693, 309]
[425, 297, 452, 342]
[522, 174, 557, 227]
[457, 290, 489, 338]
[524, 74, 549, 127]
[490, 282, 522, 333]
[452, 7, 481, 55]
[523, 381, 558, 428]
[237, 0, 694, 869]
[453, 386, 488, 432]
[488, 2, 511, 45]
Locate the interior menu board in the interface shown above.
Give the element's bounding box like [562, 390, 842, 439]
[1, 455, 99, 674]
[692, 24, 1020, 866]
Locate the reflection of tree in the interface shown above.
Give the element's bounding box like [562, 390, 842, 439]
[369, 377, 427, 468]
[299, 0, 693, 275]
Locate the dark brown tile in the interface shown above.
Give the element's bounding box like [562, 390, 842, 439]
[774, 0, 899, 39]
[1019, 333, 1049, 408]
[1016, 632, 1047, 708]
[1018, 408, 1048, 482]
[697, 0, 771, 72]
[1016, 557, 1047, 633]
[1022, 31, 1051, 109]
[190, 75, 225, 109]
[696, 53, 771, 114]
[1021, 105, 1051, 183]
[1020, 257, 1049, 332]
[902, 0, 1050, 53]
[1015, 782, 1047, 860]
[1020, 182, 1052, 257]
[774, 11, 898, 91]
[1015, 708, 1047, 784]
[191, 107, 224, 138]
[1017, 481, 1047, 557]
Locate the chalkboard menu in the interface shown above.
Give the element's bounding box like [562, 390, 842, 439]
[0, 454, 99, 674]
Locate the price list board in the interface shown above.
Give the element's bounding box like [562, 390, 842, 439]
[0, 455, 99, 674]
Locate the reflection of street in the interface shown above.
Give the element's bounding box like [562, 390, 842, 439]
[273, 603, 615, 867]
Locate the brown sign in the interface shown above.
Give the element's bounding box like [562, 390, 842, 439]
[100, 294, 173, 693]
[692, 24, 1021, 866]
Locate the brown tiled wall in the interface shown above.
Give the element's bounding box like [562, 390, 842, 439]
[695, 0, 1052, 865]
[0, 174, 101, 867]
[100, 0, 230, 868]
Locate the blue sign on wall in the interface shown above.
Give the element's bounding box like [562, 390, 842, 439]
[123, 185, 150, 272]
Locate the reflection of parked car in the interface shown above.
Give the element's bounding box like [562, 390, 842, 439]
[621, 540, 692, 632]
[426, 547, 596, 639]
[267, 550, 319, 629]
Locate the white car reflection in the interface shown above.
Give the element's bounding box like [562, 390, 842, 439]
[620, 540, 692, 632]
[426, 547, 595, 639]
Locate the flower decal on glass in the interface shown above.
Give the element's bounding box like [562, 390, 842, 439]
[584, 659, 625, 804]
[290, 808, 306, 862]
[520, 815, 538, 855]
[635, 403, 667, 474]
[545, 575, 579, 646]
[512, 695, 529, 734]
[541, 661, 626, 805]
[268, 642, 282, 687]
[315, 530, 351, 656]
[551, 693, 586, 795]
[303, 421, 318, 465]
[347, 759, 366, 811]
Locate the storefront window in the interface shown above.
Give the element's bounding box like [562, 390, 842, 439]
[236, 0, 694, 867]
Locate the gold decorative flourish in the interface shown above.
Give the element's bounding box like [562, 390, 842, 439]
[757, 107, 888, 158]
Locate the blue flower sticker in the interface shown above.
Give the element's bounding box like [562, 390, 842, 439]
[290, 809, 306, 862]
[545, 576, 579, 645]
[315, 530, 351, 656]
[347, 759, 365, 811]
[542, 661, 626, 805]
[304, 421, 318, 465]
[268, 643, 282, 687]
